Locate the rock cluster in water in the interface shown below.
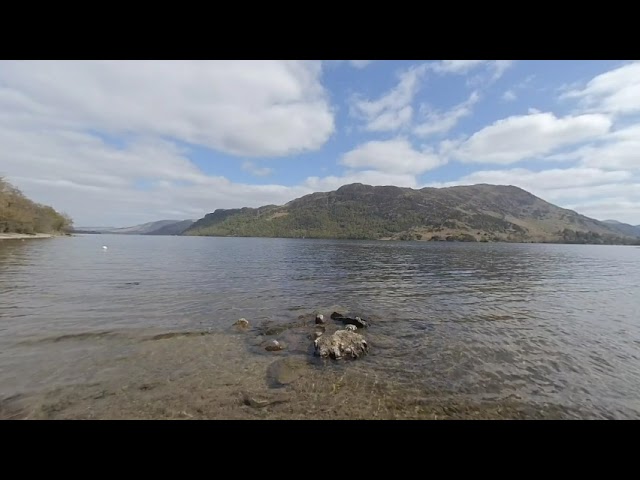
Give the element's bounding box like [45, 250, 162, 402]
[232, 309, 371, 361]
[313, 311, 370, 360]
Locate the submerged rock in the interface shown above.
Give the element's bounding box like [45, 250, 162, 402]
[234, 318, 249, 329]
[314, 329, 369, 360]
[260, 318, 309, 336]
[313, 326, 325, 339]
[330, 312, 369, 329]
[266, 358, 309, 387]
[265, 340, 284, 352]
[315, 314, 325, 324]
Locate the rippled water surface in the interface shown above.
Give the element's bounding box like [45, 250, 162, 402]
[1, 235, 639, 419]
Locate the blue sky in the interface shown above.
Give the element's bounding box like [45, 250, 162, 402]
[0, 60, 638, 226]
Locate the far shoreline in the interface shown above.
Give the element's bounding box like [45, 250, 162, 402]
[0, 233, 69, 241]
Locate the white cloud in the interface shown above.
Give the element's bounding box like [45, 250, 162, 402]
[543, 182, 640, 202]
[433, 60, 487, 74]
[576, 140, 640, 171]
[349, 61, 513, 134]
[0, 60, 334, 157]
[350, 63, 428, 132]
[428, 167, 631, 191]
[433, 60, 514, 83]
[491, 60, 514, 81]
[562, 61, 640, 116]
[340, 138, 444, 175]
[241, 161, 273, 177]
[502, 90, 517, 101]
[0, 126, 204, 185]
[453, 112, 612, 164]
[366, 105, 413, 132]
[563, 198, 640, 224]
[349, 60, 373, 69]
[545, 123, 640, 171]
[414, 91, 480, 137]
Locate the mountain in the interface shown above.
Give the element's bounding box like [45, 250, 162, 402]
[602, 220, 640, 238]
[183, 183, 640, 245]
[73, 220, 194, 236]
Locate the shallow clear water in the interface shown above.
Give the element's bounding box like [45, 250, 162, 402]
[1, 234, 639, 419]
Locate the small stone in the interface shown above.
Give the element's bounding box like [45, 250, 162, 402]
[241, 391, 290, 408]
[344, 324, 357, 332]
[315, 314, 325, 324]
[241, 392, 272, 408]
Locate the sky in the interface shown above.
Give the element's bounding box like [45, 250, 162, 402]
[1, 60, 638, 227]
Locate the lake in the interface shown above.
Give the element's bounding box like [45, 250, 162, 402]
[1, 234, 639, 419]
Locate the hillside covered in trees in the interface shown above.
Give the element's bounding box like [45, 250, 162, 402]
[0, 177, 73, 234]
[184, 183, 640, 245]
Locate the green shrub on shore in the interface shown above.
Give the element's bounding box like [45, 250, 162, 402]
[0, 177, 73, 234]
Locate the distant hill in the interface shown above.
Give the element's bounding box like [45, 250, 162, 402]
[72, 229, 104, 234]
[145, 220, 195, 236]
[73, 220, 194, 236]
[602, 220, 640, 238]
[183, 183, 640, 245]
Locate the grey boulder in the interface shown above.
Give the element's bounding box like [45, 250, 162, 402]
[314, 329, 369, 360]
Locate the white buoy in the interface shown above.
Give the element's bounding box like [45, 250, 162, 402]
[102, 245, 108, 250]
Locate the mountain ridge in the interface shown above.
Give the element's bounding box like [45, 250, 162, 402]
[73, 219, 194, 236]
[602, 220, 640, 237]
[183, 183, 640, 245]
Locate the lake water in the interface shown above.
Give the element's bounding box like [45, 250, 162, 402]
[1, 234, 639, 419]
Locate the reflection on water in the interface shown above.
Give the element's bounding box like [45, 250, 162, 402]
[1, 235, 640, 419]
